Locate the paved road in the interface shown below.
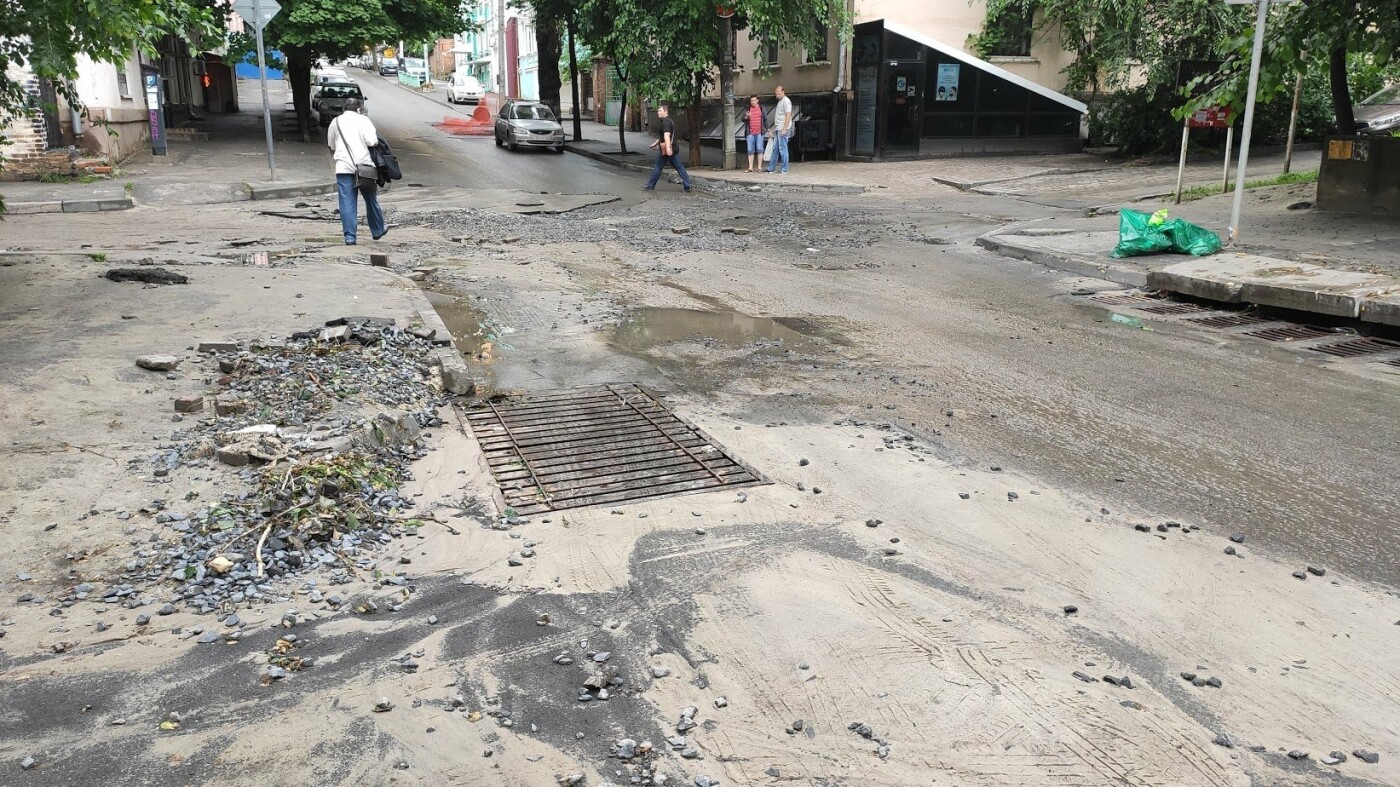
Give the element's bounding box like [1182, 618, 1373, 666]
[351, 71, 639, 195]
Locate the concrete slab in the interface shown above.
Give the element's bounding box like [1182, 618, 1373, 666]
[1147, 255, 1392, 318]
[3, 201, 63, 215]
[1357, 288, 1400, 328]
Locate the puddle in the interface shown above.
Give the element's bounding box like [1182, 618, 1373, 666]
[612, 307, 824, 352]
[425, 289, 509, 359]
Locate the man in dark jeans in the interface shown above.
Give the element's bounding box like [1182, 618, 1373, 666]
[644, 103, 691, 192]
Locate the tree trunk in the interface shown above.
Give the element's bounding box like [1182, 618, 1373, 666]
[287, 49, 314, 143]
[617, 84, 628, 155]
[566, 10, 582, 141]
[687, 74, 703, 169]
[535, 9, 563, 118]
[1329, 45, 1356, 134]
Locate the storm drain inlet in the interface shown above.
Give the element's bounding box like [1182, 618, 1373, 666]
[1243, 325, 1335, 342]
[465, 383, 767, 514]
[1186, 313, 1276, 329]
[1307, 337, 1400, 358]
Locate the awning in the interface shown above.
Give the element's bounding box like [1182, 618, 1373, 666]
[881, 19, 1087, 114]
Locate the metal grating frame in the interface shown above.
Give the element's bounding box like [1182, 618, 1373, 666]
[1307, 337, 1400, 358]
[1089, 292, 1164, 307]
[465, 383, 768, 514]
[1243, 325, 1334, 342]
[1186, 313, 1275, 330]
[1138, 302, 1217, 316]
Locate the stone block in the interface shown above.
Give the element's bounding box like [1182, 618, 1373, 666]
[370, 253, 390, 267]
[216, 446, 249, 466]
[198, 341, 240, 353]
[214, 396, 247, 416]
[319, 325, 352, 343]
[136, 354, 181, 371]
[174, 395, 204, 413]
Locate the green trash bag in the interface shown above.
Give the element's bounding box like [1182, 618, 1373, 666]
[1110, 209, 1222, 258]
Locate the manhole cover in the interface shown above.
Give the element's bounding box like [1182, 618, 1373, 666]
[1307, 337, 1400, 358]
[1089, 292, 1163, 307]
[1243, 325, 1334, 342]
[1186, 313, 1275, 329]
[1138, 302, 1217, 316]
[465, 383, 767, 514]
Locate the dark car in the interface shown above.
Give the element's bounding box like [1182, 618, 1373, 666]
[494, 100, 565, 153]
[378, 60, 398, 77]
[1354, 83, 1400, 135]
[314, 81, 365, 125]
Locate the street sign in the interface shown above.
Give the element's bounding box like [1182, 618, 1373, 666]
[231, 0, 280, 31]
[1187, 106, 1233, 128]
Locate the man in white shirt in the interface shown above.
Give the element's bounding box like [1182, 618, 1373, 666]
[765, 85, 793, 174]
[326, 99, 386, 245]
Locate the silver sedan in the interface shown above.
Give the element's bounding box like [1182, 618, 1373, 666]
[494, 101, 565, 153]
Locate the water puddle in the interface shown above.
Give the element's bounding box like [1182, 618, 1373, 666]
[424, 289, 512, 360]
[612, 307, 824, 352]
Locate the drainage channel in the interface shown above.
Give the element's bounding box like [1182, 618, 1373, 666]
[1082, 290, 1400, 368]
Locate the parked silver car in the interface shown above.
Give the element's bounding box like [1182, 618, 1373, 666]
[494, 101, 565, 153]
[1354, 83, 1400, 135]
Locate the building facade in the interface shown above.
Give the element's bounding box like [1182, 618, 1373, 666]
[452, 0, 537, 99]
[727, 0, 1085, 159]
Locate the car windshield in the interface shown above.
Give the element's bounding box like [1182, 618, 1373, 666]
[404, 58, 426, 69]
[512, 104, 555, 121]
[1360, 83, 1400, 105]
[320, 85, 362, 100]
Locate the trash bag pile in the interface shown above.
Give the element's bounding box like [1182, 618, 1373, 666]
[1110, 209, 1222, 259]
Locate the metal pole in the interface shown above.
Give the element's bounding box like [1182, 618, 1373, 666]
[1228, 0, 1270, 245]
[1222, 125, 1233, 192]
[253, 0, 276, 182]
[1283, 72, 1303, 173]
[567, 10, 582, 141]
[424, 43, 431, 87]
[719, 14, 736, 170]
[1174, 119, 1189, 204]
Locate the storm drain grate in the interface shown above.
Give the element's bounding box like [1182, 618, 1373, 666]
[464, 383, 767, 514]
[1307, 337, 1400, 358]
[1186, 313, 1275, 329]
[1089, 292, 1163, 307]
[1138, 302, 1218, 316]
[1386, 358, 1400, 369]
[1243, 325, 1334, 342]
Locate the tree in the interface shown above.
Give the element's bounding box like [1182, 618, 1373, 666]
[258, 0, 468, 139]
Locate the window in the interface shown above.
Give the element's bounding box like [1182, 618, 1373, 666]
[117, 71, 132, 98]
[761, 39, 779, 66]
[805, 23, 829, 63]
[983, 3, 1035, 58]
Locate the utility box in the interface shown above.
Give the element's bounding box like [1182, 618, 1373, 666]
[1317, 135, 1400, 215]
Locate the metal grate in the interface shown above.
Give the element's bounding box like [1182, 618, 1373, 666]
[1089, 292, 1163, 307]
[1138, 302, 1217, 316]
[1385, 358, 1400, 369]
[1186, 313, 1275, 329]
[1307, 337, 1400, 358]
[1243, 325, 1334, 342]
[464, 383, 767, 514]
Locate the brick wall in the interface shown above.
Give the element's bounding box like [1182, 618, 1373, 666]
[1, 77, 76, 180]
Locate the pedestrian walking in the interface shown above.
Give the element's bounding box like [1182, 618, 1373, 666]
[766, 85, 793, 174]
[326, 98, 387, 245]
[644, 103, 692, 192]
[743, 94, 765, 173]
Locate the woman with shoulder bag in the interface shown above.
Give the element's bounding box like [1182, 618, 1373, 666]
[326, 98, 387, 245]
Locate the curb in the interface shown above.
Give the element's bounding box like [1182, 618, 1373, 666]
[358, 262, 477, 395]
[4, 197, 134, 215]
[247, 182, 337, 201]
[565, 144, 867, 195]
[975, 230, 1149, 288]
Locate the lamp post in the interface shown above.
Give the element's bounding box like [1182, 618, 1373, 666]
[717, 4, 736, 170]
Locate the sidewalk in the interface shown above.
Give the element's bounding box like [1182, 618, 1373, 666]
[1, 78, 334, 212]
[976, 180, 1400, 326]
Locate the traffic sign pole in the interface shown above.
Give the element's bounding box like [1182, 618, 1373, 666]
[254, 0, 277, 181]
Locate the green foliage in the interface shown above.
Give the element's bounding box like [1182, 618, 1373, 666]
[1179, 169, 1316, 201]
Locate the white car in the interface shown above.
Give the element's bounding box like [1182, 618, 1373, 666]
[448, 73, 485, 104]
[315, 67, 348, 85]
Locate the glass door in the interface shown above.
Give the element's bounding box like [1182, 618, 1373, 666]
[883, 63, 922, 155]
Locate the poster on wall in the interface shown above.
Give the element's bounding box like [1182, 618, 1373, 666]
[935, 64, 960, 102]
[854, 65, 877, 155]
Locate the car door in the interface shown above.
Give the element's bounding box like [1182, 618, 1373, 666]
[496, 101, 511, 139]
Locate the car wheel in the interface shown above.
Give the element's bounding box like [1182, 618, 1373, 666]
[554, 146, 565, 154]
[507, 140, 517, 152]
[495, 134, 503, 147]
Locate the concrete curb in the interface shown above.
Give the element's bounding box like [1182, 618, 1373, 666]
[247, 181, 337, 201]
[934, 166, 1105, 192]
[565, 144, 867, 194]
[975, 230, 1149, 288]
[4, 197, 134, 215]
[358, 262, 477, 396]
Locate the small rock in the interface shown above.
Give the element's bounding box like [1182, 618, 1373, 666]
[1292, 570, 1307, 580]
[671, 226, 691, 235]
[428, 615, 439, 625]
[1213, 733, 1234, 748]
[1063, 605, 1078, 615]
[1205, 676, 1222, 688]
[1072, 671, 1097, 683]
[791, 719, 804, 731]
[958, 492, 970, 499]
[1007, 492, 1018, 501]
[1229, 533, 1245, 544]
[1306, 565, 1326, 577]
[1287, 750, 1309, 761]
[616, 738, 638, 759]
[174, 395, 204, 413]
[136, 614, 151, 626]
[1224, 546, 1236, 555]
[20, 756, 37, 770]
[798, 458, 809, 466]
[652, 666, 671, 678]
[714, 696, 728, 708]
[157, 603, 176, 616]
[1354, 750, 1379, 764]
[373, 697, 393, 713]
[694, 776, 716, 787]
[1323, 751, 1347, 765]
[797, 661, 809, 670]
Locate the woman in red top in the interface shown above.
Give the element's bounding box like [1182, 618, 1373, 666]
[743, 95, 764, 173]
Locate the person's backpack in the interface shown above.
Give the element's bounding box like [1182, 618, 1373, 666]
[370, 140, 402, 186]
